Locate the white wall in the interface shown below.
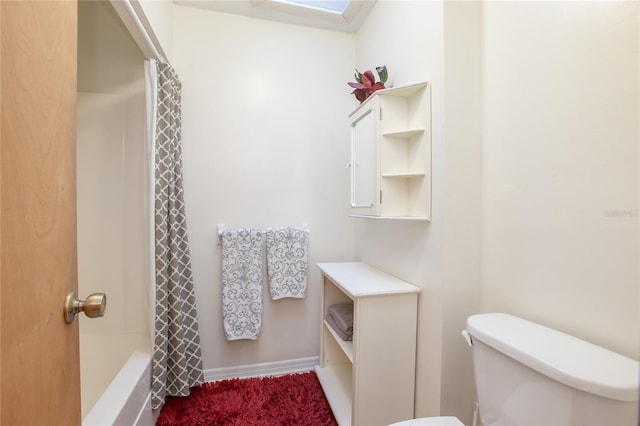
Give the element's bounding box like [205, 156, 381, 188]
[480, 1, 639, 359]
[354, 0, 449, 419]
[172, 6, 355, 370]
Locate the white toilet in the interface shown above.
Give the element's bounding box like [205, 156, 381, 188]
[390, 312, 639, 426]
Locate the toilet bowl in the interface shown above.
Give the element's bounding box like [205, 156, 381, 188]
[388, 416, 464, 426]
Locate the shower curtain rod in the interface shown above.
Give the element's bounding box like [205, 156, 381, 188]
[110, 0, 167, 63]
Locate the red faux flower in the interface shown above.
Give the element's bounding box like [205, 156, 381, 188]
[348, 66, 388, 103]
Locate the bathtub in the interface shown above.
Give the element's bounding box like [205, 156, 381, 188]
[81, 332, 153, 426]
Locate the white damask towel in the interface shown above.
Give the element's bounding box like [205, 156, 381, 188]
[221, 228, 264, 340]
[265, 227, 309, 300]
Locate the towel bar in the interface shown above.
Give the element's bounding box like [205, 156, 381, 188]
[216, 224, 309, 245]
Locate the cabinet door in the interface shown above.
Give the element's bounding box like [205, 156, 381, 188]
[350, 104, 378, 216]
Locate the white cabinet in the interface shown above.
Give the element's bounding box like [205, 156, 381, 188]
[349, 82, 431, 220]
[315, 262, 421, 426]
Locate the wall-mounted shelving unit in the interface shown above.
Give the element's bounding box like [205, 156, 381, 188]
[348, 82, 431, 220]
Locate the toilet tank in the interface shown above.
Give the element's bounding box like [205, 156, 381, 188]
[466, 313, 639, 426]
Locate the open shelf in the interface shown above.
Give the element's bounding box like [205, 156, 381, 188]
[314, 364, 352, 426]
[382, 128, 425, 138]
[374, 81, 428, 98]
[324, 320, 353, 362]
[381, 172, 426, 178]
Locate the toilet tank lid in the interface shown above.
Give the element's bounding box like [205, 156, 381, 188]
[466, 313, 639, 402]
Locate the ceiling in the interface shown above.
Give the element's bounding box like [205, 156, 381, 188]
[173, 0, 377, 33]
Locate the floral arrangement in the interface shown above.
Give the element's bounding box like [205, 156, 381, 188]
[348, 66, 388, 103]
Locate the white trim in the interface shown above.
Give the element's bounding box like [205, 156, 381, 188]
[203, 356, 320, 383]
[109, 0, 167, 62]
[144, 59, 158, 352]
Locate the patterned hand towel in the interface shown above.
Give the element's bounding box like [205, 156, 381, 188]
[265, 227, 309, 300]
[222, 228, 264, 340]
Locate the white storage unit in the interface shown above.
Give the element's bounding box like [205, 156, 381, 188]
[349, 82, 431, 220]
[315, 262, 421, 426]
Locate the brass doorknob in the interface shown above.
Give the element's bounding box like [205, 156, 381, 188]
[64, 291, 107, 324]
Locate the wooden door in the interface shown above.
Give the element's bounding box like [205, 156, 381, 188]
[1, 1, 80, 425]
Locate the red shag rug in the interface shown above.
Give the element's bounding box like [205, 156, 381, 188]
[156, 371, 337, 426]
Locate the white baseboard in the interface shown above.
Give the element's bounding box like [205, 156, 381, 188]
[203, 356, 320, 383]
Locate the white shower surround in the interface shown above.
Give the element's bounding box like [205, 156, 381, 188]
[78, 0, 162, 421]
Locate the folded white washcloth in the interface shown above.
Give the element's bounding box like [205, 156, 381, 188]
[221, 228, 264, 340]
[265, 226, 309, 300]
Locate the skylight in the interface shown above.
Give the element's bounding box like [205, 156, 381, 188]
[274, 0, 351, 14]
[174, 0, 375, 33]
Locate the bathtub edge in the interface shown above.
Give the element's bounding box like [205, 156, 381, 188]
[83, 351, 152, 426]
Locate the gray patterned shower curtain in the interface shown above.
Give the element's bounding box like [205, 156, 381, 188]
[148, 59, 204, 410]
